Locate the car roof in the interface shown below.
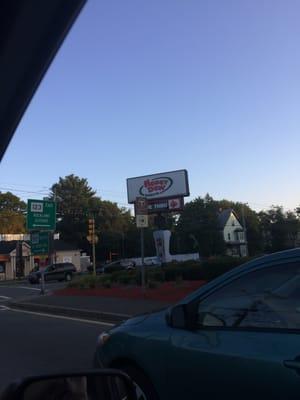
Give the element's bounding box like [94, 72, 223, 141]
[0, 0, 86, 161]
[180, 248, 300, 304]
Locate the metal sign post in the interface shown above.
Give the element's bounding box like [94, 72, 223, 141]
[141, 227, 145, 288]
[135, 198, 148, 289]
[88, 218, 97, 276]
[41, 269, 45, 295]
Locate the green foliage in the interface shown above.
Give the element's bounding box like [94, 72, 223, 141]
[176, 195, 226, 257]
[102, 278, 112, 288]
[49, 175, 134, 258]
[258, 206, 300, 252]
[0, 192, 26, 233]
[69, 257, 253, 291]
[147, 280, 158, 289]
[161, 257, 250, 282]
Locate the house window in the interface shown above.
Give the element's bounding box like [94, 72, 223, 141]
[228, 233, 231, 241]
[232, 221, 235, 226]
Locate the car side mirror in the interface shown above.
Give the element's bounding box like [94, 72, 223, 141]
[0, 370, 137, 400]
[166, 304, 188, 329]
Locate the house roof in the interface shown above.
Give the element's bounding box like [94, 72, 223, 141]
[0, 240, 18, 254]
[53, 240, 79, 252]
[218, 208, 243, 228]
[218, 209, 233, 228]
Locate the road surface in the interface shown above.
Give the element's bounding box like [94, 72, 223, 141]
[0, 280, 66, 301]
[0, 305, 110, 391]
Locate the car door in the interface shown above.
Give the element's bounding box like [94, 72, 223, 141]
[44, 265, 55, 281]
[166, 261, 300, 399]
[54, 264, 65, 280]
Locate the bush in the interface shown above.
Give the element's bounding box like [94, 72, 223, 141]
[102, 278, 112, 288]
[162, 256, 253, 282]
[147, 269, 165, 282]
[147, 280, 158, 289]
[68, 275, 102, 289]
[67, 256, 254, 289]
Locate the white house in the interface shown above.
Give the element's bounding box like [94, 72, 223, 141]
[218, 209, 248, 257]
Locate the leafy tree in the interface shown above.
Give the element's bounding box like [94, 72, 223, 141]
[258, 206, 299, 252]
[177, 195, 225, 257]
[0, 192, 26, 233]
[49, 175, 134, 258]
[176, 194, 264, 257]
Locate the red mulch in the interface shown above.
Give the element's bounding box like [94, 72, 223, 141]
[54, 280, 207, 303]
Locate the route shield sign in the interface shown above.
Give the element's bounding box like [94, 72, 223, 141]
[27, 199, 56, 230]
[30, 231, 49, 255]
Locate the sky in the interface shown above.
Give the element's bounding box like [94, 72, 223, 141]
[1, 0, 300, 212]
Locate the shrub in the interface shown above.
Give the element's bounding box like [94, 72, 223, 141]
[147, 280, 158, 289]
[102, 279, 112, 288]
[147, 269, 165, 282]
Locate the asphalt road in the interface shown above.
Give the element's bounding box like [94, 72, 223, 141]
[0, 307, 110, 391]
[0, 281, 66, 301]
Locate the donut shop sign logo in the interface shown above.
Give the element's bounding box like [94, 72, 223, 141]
[139, 177, 173, 197]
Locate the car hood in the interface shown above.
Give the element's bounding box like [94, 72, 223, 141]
[121, 307, 168, 327]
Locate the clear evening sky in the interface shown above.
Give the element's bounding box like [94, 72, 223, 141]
[1, 0, 300, 211]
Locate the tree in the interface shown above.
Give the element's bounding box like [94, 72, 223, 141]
[177, 195, 225, 257]
[49, 175, 134, 258]
[176, 194, 264, 257]
[50, 174, 96, 216]
[258, 206, 299, 252]
[0, 192, 26, 233]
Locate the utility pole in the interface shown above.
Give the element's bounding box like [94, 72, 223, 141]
[241, 204, 248, 257]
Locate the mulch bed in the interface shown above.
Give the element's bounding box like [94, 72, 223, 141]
[54, 280, 207, 303]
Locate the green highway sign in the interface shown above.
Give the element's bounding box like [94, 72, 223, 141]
[30, 231, 49, 255]
[27, 199, 56, 231]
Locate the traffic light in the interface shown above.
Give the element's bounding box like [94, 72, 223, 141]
[88, 218, 95, 236]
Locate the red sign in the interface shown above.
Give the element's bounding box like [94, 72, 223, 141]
[147, 197, 184, 214]
[168, 198, 181, 210]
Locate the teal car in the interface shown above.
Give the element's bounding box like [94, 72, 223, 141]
[94, 249, 300, 399]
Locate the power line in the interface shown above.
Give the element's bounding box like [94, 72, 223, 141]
[0, 187, 49, 195]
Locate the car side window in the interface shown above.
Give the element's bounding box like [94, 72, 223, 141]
[197, 262, 300, 330]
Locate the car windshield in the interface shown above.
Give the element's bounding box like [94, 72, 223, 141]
[1, 0, 300, 397]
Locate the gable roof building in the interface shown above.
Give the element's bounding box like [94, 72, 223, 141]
[218, 209, 248, 257]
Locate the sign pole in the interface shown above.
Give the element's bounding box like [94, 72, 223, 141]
[141, 227, 145, 289]
[92, 236, 96, 277]
[40, 268, 45, 295]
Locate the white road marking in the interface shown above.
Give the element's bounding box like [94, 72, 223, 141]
[0, 285, 41, 291]
[0, 305, 9, 310]
[0, 295, 12, 300]
[8, 308, 115, 326]
[18, 286, 43, 291]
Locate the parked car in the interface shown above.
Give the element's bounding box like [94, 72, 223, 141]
[87, 262, 106, 274]
[144, 258, 162, 267]
[28, 262, 76, 284]
[104, 260, 136, 274]
[88, 260, 136, 274]
[94, 248, 300, 399]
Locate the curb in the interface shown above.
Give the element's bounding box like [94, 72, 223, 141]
[8, 300, 131, 324]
